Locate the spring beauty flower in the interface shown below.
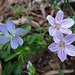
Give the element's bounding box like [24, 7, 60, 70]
[46, 10, 74, 36]
[48, 31, 75, 62]
[0, 20, 24, 49]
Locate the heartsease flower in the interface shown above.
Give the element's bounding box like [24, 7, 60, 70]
[0, 20, 24, 49]
[47, 10, 74, 36]
[48, 31, 75, 62]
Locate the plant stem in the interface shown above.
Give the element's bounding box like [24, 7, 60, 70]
[56, 61, 61, 71]
[67, 0, 72, 17]
[24, 57, 28, 63]
[63, 0, 66, 12]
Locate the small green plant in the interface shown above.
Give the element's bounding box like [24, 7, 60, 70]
[10, 6, 27, 16]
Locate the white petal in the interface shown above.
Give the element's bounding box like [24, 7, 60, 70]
[64, 34, 75, 44]
[65, 44, 75, 56]
[49, 26, 58, 36]
[55, 10, 64, 24]
[61, 18, 74, 28]
[59, 28, 72, 34]
[48, 42, 59, 52]
[46, 15, 55, 27]
[57, 49, 67, 62]
[53, 31, 63, 43]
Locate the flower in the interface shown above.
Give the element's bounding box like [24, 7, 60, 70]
[0, 20, 24, 49]
[27, 61, 36, 75]
[27, 61, 32, 69]
[28, 72, 31, 75]
[46, 10, 74, 36]
[48, 31, 75, 62]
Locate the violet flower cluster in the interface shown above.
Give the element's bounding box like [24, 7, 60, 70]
[0, 20, 24, 49]
[47, 10, 75, 62]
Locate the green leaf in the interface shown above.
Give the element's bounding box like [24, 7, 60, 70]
[18, 54, 24, 64]
[59, 70, 64, 75]
[51, 0, 60, 5]
[55, 6, 61, 11]
[26, 17, 32, 22]
[36, 27, 42, 32]
[0, 50, 8, 59]
[2, 70, 6, 75]
[7, 44, 11, 54]
[21, 24, 31, 36]
[22, 9, 27, 12]
[4, 62, 13, 75]
[5, 52, 21, 62]
[10, 6, 16, 11]
[0, 44, 5, 50]
[14, 59, 23, 75]
[27, 33, 38, 44]
[5, 17, 15, 23]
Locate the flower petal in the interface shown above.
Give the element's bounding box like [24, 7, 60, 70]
[61, 18, 74, 28]
[53, 31, 63, 43]
[59, 28, 72, 34]
[48, 42, 59, 52]
[6, 20, 15, 33]
[55, 10, 64, 24]
[57, 49, 67, 62]
[64, 34, 75, 44]
[46, 15, 55, 27]
[65, 44, 75, 56]
[15, 36, 23, 45]
[0, 36, 10, 44]
[27, 61, 32, 69]
[15, 28, 24, 35]
[11, 39, 18, 49]
[49, 26, 58, 36]
[0, 25, 8, 34]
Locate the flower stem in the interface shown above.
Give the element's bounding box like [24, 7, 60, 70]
[56, 61, 61, 71]
[67, 0, 72, 17]
[63, 0, 66, 12]
[24, 57, 28, 63]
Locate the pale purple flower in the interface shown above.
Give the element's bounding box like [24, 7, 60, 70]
[48, 31, 75, 62]
[0, 20, 24, 49]
[28, 72, 31, 75]
[47, 10, 74, 36]
[27, 61, 32, 69]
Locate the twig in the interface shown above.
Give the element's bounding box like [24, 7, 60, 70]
[50, 9, 55, 16]
[0, 16, 40, 28]
[43, 69, 74, 75]
[40, 3, 46, 20]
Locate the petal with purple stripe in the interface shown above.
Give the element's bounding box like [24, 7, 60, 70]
[6, 20, 15, 33]
[55, 10, 64, 24]
[65, 44, 75, 56]
[61, 18, 74, 28]
[49, 26, 57, 36]
[46, 15, 55, 27]
[64, 34, 75, 44]
[0, 36, 10, 44]
[14, 36, 23, 45]
[57, 49, 67, 62]
[15, 28, 24, 35]
[59, 28, 72, 34]
[53, 31, 63, 43]
[11, 39, 18, 49]
[48, 42, 59, 52]
[0, 25, 8, 34]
